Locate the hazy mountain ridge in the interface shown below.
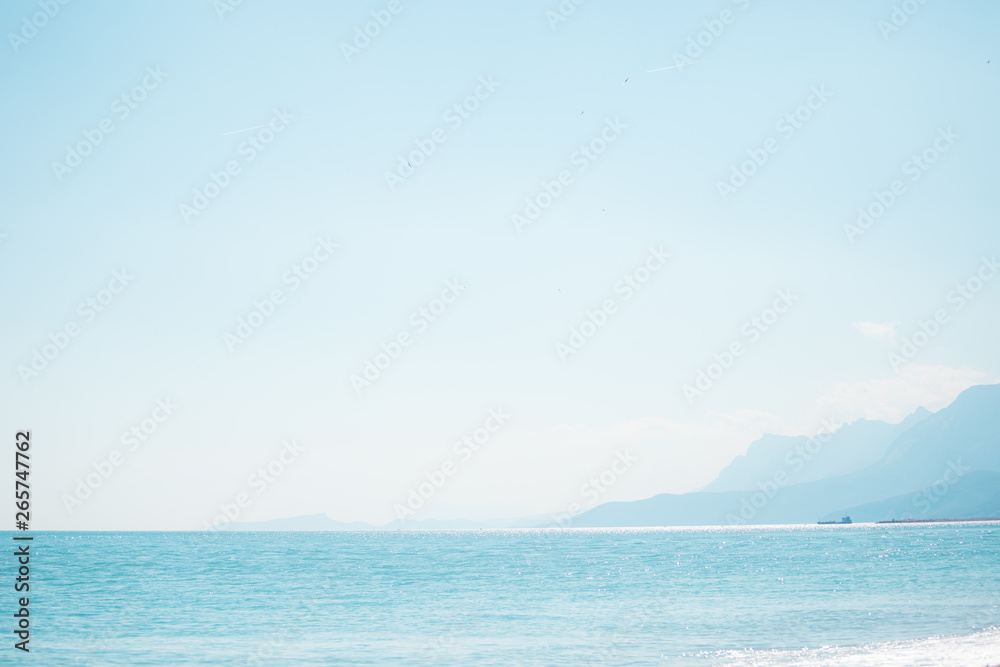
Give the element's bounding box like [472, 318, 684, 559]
[876, 384, 1000, 478]
[821, 470, 1000, 523]
[704, 407, 932, 493]
[221, 512, 557, 531]
[576, 383, 1000, 526]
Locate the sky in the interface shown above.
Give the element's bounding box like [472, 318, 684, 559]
[1, 0, 998, 529]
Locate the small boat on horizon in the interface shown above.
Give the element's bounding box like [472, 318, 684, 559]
[817, 515, 852, 525]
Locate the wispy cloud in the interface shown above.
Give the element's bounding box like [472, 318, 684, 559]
[813, 364, 993, 423]
[852, 320, 899, 343]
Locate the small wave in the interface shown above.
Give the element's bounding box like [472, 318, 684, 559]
[715, 627, 1000, 667]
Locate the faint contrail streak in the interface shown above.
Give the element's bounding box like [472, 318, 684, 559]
[646, 62, 700, 73]
[220, 116, 310, 136]
[220, 123, 275, 136]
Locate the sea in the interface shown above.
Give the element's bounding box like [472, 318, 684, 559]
[7, 523, 1000, 665]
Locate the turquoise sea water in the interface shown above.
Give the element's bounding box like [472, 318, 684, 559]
[6, 524, 1000, 665]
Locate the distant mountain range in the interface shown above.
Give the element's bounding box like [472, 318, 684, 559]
[826, 470, 1000, 523]
[703, 407, 932, 493]
[225, 383, 1000, 530]
[575, 383, 1000, 526]
[222, 513, 547, 531]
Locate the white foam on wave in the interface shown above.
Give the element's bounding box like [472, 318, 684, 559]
[716, 627, 1000, 667]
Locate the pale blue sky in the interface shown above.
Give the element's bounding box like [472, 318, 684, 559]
[1, 0, 998, 528]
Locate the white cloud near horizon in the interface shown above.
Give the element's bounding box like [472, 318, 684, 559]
[812, 364, 994, 424]
[852, 321, 900, 343]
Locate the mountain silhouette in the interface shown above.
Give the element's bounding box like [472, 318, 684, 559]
[576, 384, 1000, 526]
[704, 407, 931, 493]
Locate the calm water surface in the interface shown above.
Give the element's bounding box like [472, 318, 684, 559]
[8, 524, 1000, 665]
